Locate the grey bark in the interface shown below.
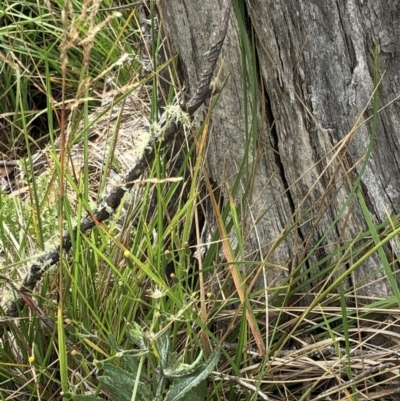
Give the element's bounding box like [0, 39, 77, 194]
[158, 0, 400, 302]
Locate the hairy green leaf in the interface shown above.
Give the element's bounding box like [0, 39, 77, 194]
[98, 363, 149, 401]
[165, 350, 220, 401]
[164, 350, 204, 378]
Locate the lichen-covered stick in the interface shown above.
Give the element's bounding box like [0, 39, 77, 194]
[0, 0, 232, 338]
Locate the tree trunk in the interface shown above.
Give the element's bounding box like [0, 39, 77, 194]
[157, 0, 400, 302]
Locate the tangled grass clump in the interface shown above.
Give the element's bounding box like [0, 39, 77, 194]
[2, 1, 400, 401]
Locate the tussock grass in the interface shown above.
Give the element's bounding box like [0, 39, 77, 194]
[1, 1, 400, 400]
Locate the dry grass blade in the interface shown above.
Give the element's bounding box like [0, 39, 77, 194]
[205, 175, 266, 357]
[214, 372, 273, 400]
[215, 305, 400, 399]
